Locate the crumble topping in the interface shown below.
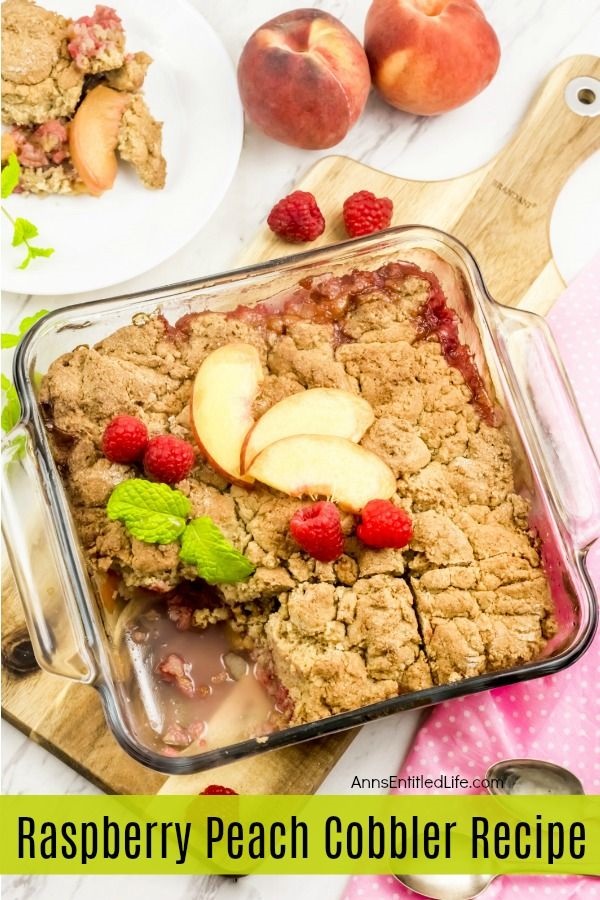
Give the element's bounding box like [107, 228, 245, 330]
[1, 0, 84, 125]
[40, 259, 555, 727]
[105, 51, 152, 92]
[116, 93, 166, 189]
[263, 576, 431, 722]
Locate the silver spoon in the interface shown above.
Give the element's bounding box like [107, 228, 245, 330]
[393, 758, 584, 900]
[485, 758, 584, 796]
[394, 874, 494, 900]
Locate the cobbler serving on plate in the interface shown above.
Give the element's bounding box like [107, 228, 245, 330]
[1, 0, 166, 193]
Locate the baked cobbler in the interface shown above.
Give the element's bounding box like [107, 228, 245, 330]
[40, 253, 555, 746]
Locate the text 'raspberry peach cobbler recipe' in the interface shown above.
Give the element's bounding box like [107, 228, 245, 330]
[40, 252, 555, 755]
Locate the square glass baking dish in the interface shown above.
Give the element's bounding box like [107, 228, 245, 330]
[3, 225, 599, 775]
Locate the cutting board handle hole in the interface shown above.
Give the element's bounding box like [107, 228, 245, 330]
[577, 87, 596, 105]
[565, 76, 600, 117]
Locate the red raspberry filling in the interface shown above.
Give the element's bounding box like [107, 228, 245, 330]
[10, 120, 70, 168]
[156, 653, 195, 699]
[67, 5, 123, 70]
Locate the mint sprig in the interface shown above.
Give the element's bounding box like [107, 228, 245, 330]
[2, 310, 48, 461]
[1, 154, 55, 269]
[1, 309, 49, 349]
[106, 478, 255, 584]
[1, 153, 20, 198]
[180, 517, 255, 584]
[107, 480, 191, 544]
[1, 373, 20, 433]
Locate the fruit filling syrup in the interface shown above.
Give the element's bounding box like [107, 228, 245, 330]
[226, 260, 497, 425]
[116, 598, 282, 754]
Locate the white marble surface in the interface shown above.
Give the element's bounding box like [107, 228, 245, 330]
[2, 0, 600, 897]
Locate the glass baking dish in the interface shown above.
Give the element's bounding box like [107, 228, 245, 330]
[2, 226, 599, 776]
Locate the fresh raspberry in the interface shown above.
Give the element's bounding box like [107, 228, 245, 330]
[200, 785, 238, 795]
[102, 414, 148, 464]
[144, 434, 195, 484]
[342, 190, 393, 238]
[267, 191, 325, 243]
[289, 501, 344, 562]
[356, 499, 413, 549]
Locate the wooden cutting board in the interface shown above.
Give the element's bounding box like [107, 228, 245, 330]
[2, 55, 599, 795]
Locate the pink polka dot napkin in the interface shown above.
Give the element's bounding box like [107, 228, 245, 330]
[343, 253, 600, 900]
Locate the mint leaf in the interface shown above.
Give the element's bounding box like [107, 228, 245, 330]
[1, 167, 54, 268]
[1, 154, 20, 199]
[17, 247, 53, 269]
[1, 377, 20, 433]
[12, 217, 39, 247]
[17, 245, 54, 268]
[29, 246, 54, 259]
[1, 403, 20, 433]
[180, 517, 255, 584]
[1, 311, 49, 437]
[7, 433, 27, 461]
[19, 310, 48, 335]
[2, 309, 48, 348]
[107, 479, 191, 544]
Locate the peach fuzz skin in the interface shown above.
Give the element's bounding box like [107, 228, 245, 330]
[365, 0, 500, 116]
[238, 9, 371, 149]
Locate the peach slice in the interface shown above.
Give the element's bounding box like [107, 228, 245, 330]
[191, 343, 264, 484]
[246, 434, 396, 513]
[241, 388, 375, 473]
[69, 85, 130, 195]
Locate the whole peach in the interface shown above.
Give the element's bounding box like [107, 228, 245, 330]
[365, 0, 500, 115]
[238, 9, 371, 149]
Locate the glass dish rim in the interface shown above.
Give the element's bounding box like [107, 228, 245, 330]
[9, 224, 600, 775]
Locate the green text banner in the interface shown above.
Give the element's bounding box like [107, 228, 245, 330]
[0, 794, 598, 875]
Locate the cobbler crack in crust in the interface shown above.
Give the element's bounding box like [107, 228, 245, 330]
[40, 259, 556, 726]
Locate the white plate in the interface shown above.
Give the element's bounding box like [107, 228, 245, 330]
[1, 0, 243, 296]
